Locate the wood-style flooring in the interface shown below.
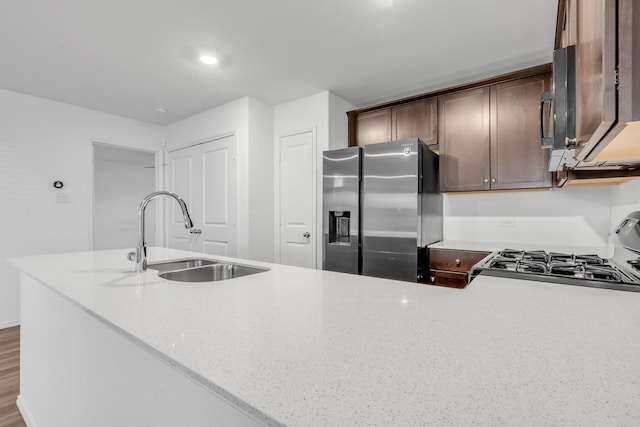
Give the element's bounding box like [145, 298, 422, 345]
[0, 326, 26, 427]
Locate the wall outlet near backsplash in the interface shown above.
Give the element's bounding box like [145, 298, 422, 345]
[498, 217, 516, 228]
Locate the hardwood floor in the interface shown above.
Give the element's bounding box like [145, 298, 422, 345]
[0, 326, 26, 427]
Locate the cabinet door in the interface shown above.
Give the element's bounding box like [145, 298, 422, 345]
[490, 74, 552, 190]
[438, 88, 490, 192]
[559, 0, 577, 48]
[573, 0, 617, 160]
[392, 98, 437, 145]
[356, 109, 391, 146]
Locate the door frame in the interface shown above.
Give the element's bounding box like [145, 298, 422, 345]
[89, 141, 159, 250]
[164, 131, 239, 253]
[274, 127, 317, 267]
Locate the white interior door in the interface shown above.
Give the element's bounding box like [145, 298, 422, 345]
[278, 130, 315, 268]
[167, 135, 237, 257]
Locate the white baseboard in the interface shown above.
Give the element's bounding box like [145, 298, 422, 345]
[0, 319, 19, 329]
[16, 395, 36, 427]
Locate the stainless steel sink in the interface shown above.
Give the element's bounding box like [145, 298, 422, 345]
[149, 258, 269, 282]
[148, 258, 216, 273]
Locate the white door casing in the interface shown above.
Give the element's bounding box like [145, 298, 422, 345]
[277, 129, 316, 268]
[167, 134, 238, 257]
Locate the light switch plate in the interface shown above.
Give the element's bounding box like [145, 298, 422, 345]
[498, 217, 515, 228]
[55, 192, 70, 203]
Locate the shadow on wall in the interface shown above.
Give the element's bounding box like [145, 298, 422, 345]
[443, 186, 613, 248]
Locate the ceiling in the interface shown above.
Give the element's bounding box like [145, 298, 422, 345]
[0, 0, 558, 125]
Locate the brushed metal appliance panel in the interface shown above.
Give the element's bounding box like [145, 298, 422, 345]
[322, 147, 361, 274]
[362, 140, 418, 282]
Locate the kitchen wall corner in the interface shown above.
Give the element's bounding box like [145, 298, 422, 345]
[163, 97, 276, 262]
[248, 98, 275, 262]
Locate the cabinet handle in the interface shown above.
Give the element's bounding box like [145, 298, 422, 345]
[430, 276, 435, 283]
[483, 178, 489, 183]
[455, 259, 461, 266]
[491, 178, 496, 183]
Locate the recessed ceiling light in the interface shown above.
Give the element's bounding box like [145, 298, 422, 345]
[154, 106, 167, 114]
[199, 55, 219, 65]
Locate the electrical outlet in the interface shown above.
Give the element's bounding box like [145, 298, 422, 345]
[55, 192, 70, 203]
[498, 217, 515, 228]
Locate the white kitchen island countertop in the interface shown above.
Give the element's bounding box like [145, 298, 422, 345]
[10, 247, 640, 426]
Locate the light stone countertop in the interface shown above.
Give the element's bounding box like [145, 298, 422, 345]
[428, 239, 613, 257]
[9, 247, 640, 426]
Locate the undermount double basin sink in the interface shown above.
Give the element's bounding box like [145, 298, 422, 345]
[148, 258, 269, 282]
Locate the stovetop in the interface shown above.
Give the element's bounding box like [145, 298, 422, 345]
[470, 249, 640, 292]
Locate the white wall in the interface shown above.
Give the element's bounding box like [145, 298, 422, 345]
[0, 88, 163, 327]
[273, 91, 354, 268]
[328, 92, 355, 151]
[164, 96, 275, 262]
[443, 186, 613, 250]
[248, 98, 275, 262]
[93, 145, 157, 250]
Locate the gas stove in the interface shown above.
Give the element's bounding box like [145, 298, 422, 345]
[469, 249, 640, 292]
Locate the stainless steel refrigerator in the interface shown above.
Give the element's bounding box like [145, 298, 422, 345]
[323, 138, 442, 282]
[322, 147, 361, 275]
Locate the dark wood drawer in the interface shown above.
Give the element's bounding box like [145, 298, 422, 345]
[428, 270, 468, 288]
[429, 248, 490, 273]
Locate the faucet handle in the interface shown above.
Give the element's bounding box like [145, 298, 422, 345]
[127, 251, 137, 262]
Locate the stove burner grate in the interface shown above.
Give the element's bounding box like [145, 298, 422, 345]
[548, 252, 604, 265]
[499, 249, 548, 263]
[471, 249, 640, 292]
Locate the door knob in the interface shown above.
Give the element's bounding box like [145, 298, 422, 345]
[303, 232, 310, 238]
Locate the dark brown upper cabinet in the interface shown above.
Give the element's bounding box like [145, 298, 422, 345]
[556, 0, 640, 163]
[573, 0, 617, 160]
[438, 88, 490, 192]
[490, 74, 553, 190]
[353, 98, 437, 147]
[347, 65, 552, 193]
[438, 73, 552, 192]
[392, 98, 437, 146]
[356, 109, 392, 146]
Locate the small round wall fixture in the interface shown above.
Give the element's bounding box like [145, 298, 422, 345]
[53, 181, 64, 189]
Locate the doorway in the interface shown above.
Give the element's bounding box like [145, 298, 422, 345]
[166, 134, 238, 257]
[92, 143, 156, 250]
[277, 128, 316, 268]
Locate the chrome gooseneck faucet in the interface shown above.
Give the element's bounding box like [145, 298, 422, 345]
[129, 191, 195, 272]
